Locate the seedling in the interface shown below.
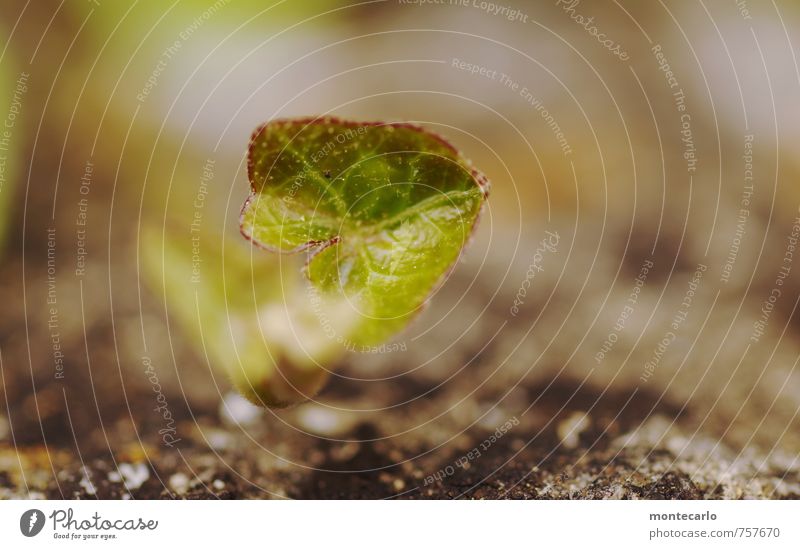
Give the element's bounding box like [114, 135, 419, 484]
[237, 117, 489, 406]
[144, 116, 489, 409]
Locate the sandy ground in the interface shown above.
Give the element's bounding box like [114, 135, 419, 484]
[2, 247, 798, 500]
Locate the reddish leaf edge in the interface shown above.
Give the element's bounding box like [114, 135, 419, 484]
[239, 115, 491, 259]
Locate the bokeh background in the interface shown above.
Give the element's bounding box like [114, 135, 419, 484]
[1, 0, 800, 499]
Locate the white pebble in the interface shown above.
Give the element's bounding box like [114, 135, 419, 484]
[220, 391, 263, 427]
[556, 412, 590, 449]
[169, 473, 190, 495]
[78, 467, 97, 496]
[296, 405, 343, 435]
[207, 431, 232, 450]
[110, 463, 149, 491]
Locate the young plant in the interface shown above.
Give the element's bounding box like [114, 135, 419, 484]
[143, 116, 489, 409]
[237, 117, 489, 406]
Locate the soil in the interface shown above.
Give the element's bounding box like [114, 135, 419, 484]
[2, 256, 798, 500]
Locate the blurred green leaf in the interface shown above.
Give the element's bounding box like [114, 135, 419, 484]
[0, 54, 20, 255]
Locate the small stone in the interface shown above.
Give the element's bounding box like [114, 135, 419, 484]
[307, 449, 326, 466]
[207, 430, 233, 450]
[78, 467, 97, 496]
[296, 405, 343, 435]
[169, 473, 190, 495]
[330, 441, 359, 462]
[212, 479, 225, 491]
[478, 407, 506, 430]
[393, 478, 406, 491]
[110, 463, 149, 491]
[556, 411, 590, 449]
[608, 484, 625, 499]
[219, 392, 262, 427]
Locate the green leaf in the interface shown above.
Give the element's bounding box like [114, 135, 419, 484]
[240, 117, 489, 345]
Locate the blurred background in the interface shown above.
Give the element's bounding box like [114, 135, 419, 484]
[1, 0, 799, 499]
